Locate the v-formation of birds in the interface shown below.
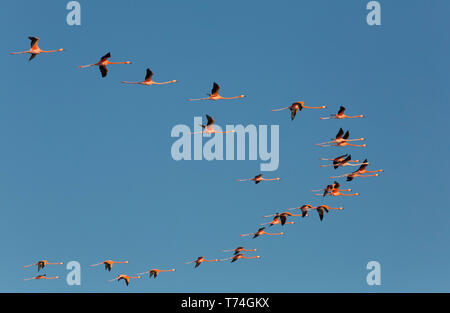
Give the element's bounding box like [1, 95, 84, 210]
[13, 36, 383, 286]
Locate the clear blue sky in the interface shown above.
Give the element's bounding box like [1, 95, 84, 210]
[1, 0, 449, 292]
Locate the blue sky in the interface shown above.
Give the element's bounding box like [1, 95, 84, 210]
[0, 0, 449, 292]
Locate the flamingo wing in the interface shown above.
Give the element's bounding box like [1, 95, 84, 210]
[99, 65, 108, 77]
[100, 52, 111, 62]
[336, 128, 344, 139]
[211, 82, 220, 96]
[343, 130, 350, 139]
[145, 68, 153, 81]
[338, 106, 346, 115]
[29, 53, 37, 61]
[28, 36, 39, 49]
[206, 114, 215, 126]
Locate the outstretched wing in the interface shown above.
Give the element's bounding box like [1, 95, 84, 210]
[343, 130, 350, 139]
[338, 106, 346, 115]
[205, 114, 215, 126]
[336, 128, 344, 139]
[211, 82, 220, 96]
[145, 68, 153, 81]
[99, 65, 108, 77]
[28, 36, 39, 49]
[29, 53, 37, 61]
[100, 52, 111, 62]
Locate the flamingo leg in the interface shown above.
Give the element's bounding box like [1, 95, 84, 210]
[271, 106, 291, 111]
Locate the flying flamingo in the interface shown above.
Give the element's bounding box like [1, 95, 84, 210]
[312, 205, 343, 221]
[237, 174, 280, 184]
[320, 106, 364, 120]
[136, 268, 176, 279]
[220, 253, 261, 263]
[222, 247, 257, 255]
[23, 274, 59, 281]
[287, 204, 316, 217]
[330, 159, 383, 181]
[320, 154, 362, 169]
[315, 128, 366, 147]
[78, 52, 131, 77]
[259, 215, 295, 227]
[10, 37, 64, 61]
[90, 260, 128, 271]
[240, 227, 284, 239]
[108, 274, 141, 286]
[272, 101, 326, 120]
[187, 82, 245, 101]
[190, 114, 236, 135]
[311, 181, 340, 197]
[185, 256, 220, 268]
[261, 212, 301, 226]
[24, 260, 63, 272]
[313, 182, 359, 197]
[122, 68, 177, 86]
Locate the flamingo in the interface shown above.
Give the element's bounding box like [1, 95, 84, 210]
[108, 274, 140, 286]
[315, 128, 366, 147]
[312, 205, 343, 221]
[320, 154, 363, 169]
[261, 212, 301, 226]
[78, 52, 131, 77]
[237, 174, 280, 184]
[320, 106, 364, 120]
[220, 253, 261, 263]
[190, 114, 236, 135]
[136, 268, 175, 279]
[188, 82, 245, 101]
[10, 37, 64, 61]
[330, 159, 383, 181]
[222, 247, 257, 255]
[259, 215, 295, 227]
[122, 68, 177, 86]
[90, 260, 128, 271]
[272, 101, 326, 120]
[185, 256, 220, 268]
[240, 227, 284, 239]
[24, 260, 63, 272]
[287, 204, 316, 217]
[311, 181, 340, 197]
[313, 182, 359, 197]
[23, 274, 59, 281]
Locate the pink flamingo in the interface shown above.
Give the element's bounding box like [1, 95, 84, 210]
[78, 52, 131, 77]
[188, 82, 245, 101]
[240, 227, 284, 239]
[220, 253, 261, 263]
[23, 274, 59, 281]
[108, 274, 141, 286]
[237, 174, 280, 184]
[122, 68, 177, 86]
[272, 101, 326, 120]
[320, 154, 362, 169]
[24, 260, 63, 272]
[320, 106, 364, 120]
[136, 268, 176, 279]
[10, 37, 63, 61]
[185, 256, 220, 268]
[330, 159, 383, 181]
[287, 204, 316, 217]
[315, 128, 366, 147]
[222, 247, 257, 255]
[90, 260, 128, 271]
[190, 114, 236, 135]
